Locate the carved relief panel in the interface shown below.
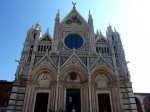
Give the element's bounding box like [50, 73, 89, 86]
[95, 74, 109, 89]
[37, 72, 51, 86]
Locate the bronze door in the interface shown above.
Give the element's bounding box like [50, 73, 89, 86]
[98, 93, 111, 112]
[34, 93, 49, 112]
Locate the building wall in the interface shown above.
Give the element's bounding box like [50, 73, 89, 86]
[6, 5, 139, 112]
[0, 81, 13, 111]
[135, 93, 150, 112]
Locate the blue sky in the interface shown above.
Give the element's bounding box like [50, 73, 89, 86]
[0, 0, 150, 93]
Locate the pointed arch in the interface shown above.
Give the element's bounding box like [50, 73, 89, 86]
[135, 97, 142, 112]
[91, 65, 116, 82]
[143, 96, 150, 111]
[30, 64, 56, 81]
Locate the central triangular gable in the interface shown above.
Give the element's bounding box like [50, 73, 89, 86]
[90, 55, 114, 71]
[32, 51, 57, 70]
[60, 53, 87, 71]
[60, 8, 88, 26]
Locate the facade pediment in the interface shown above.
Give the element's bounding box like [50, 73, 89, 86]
[97, 37, 107, 42]
[60, 8, 88, 26]
[60, 53, 87, 71]
[90, 55, 114, 71]
[40, 33, 52, 42]
[96, 34, 107, 42]
[32, 51, 57, 70]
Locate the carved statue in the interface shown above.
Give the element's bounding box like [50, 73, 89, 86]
[72, 2, 76, 8]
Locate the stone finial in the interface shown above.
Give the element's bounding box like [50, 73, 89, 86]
[89, 10, 92, 18]
[55, 9, 60, 24]
[37, 21, 40, 25]
[96, 29, 99, 35]
[57, 9, 60, 16]
[114, 27, 116, 32]
[47, 28, 49, 33]
[35, 21, 41, 30]
[32, 25, 34, 29]
[107, 23, 113, 32]
[99, 29, 102, 35]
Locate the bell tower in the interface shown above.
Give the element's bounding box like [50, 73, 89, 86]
[16, 22, 42, 79]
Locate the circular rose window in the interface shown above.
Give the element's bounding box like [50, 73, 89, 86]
[64, 34, 83, 49]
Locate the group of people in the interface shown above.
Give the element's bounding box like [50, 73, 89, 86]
[56, 107, 107, 112]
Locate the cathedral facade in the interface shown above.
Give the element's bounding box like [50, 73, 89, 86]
[7, 5, 138, 112]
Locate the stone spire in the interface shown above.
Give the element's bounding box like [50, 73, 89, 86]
[107, 24, 113, 33]
[35, 21, 41, 31]
[53, 10, 60, 52]
[96, 29, 99, 36]
[88, 10, 95, 54]
[55, 10, 60, 25]
[88, 10, 92, 18]
[46, 27, 49, 34]
[88, 10, 94, 32]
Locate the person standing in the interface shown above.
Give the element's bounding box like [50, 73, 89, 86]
[72, 108, 75, 112]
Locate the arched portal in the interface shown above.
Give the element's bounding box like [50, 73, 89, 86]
[59, 65, 88, 112]
[135, 97, 142, 112]
[143, 96, 150, 112]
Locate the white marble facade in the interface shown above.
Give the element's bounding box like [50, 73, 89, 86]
[7, 4, 138, 112]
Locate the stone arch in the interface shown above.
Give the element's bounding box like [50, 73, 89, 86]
[135, 97, 142, 112]
[60, 65, 88, 82]
[91, 65, 116, 82]
[143, 96, 150, 111]
[30, 64, 56, 81]
[94, 74, 109, 88]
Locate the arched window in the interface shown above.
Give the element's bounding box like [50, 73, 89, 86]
[41, 45, 43, 51]
[114, 46, 116, 51]
[38, 46, 40, 51]
[101, 47, 104, 53]
[33, 33, 36, 40]
[44, 45, 46, 51]
[112, 35, 114, 41]
[96, 47, 99, 52]
[107, 47, 109, 53]
[29, 46, 33, 54]
[104, 47, 107, 53]
[28, 45, 33, 62]
[49, 46, 51, 50]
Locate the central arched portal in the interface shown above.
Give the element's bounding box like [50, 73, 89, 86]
[66, 89, 81, 112]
